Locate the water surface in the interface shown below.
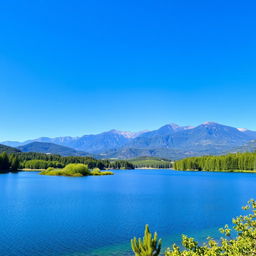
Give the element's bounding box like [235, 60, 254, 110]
[1, 169, 256, 256]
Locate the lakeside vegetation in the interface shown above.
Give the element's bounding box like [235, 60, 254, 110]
[0, 151, 134, 174]
[131, 199, 256, 255]
[15, 152, 134, 170]
[128, 157, 173, 169]
[40, 164, 113, 177]
[3, 150, 256, 175]
[174, 152, 256, 172]
[0, 152, 19, 173]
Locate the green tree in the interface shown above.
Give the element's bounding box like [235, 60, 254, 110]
[132, 200, 256, 256]
[174, 153, 256, 172]
[131, 225, 162, 256]
[0, 152, 10, 170]
[9, 155, 19, 171]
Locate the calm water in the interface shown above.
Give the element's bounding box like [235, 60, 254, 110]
[1, 169, 256, 256]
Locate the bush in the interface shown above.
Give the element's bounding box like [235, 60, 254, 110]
[40, 164, 114, 177]
[101, 171, 114, 175]
[41, 164, 90, 177]
[91, 169, 114, 176]
[40, 169, 63, 176]
[131, 200, 256, 256]
[62, 163, 90, 176]
[131, 225, 162, 256]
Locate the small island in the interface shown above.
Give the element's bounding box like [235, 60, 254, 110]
[40, 163, 113, 177]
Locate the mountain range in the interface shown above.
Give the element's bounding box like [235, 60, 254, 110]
[2, 122, 256, 159]
[17, 142, 89, 157]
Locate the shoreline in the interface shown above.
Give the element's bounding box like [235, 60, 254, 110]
[172, 169, 256, 174]
[135, 167, 173, 170]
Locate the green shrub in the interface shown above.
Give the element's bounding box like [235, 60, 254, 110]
[91, 169, 114, 176]
[62, 163, 90, 176]
[101, 171, 114, 175]
[41, 164, 90, 177]
[132, 200, 256, 256]
[131, 224, 162, 256]
[40, 169, 63, 176]
[90, 169, 101, 175]
[40, 164, 114, 177]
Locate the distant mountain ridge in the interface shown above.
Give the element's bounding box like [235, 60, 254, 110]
[2, 122, 256, 159]
[231, 140, 256, 153]
[18, 142, 89, 156]
[0, 144, 21, 154]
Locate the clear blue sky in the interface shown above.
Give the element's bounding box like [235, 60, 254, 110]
[1, 0, 256, 141]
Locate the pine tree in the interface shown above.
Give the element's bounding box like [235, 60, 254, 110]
[131, 225, 162, 256]
[0, 152, 9, 170]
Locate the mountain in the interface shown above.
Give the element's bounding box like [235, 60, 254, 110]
[123, 122, 250, 150]
[1, 141, 22, 148]
[102, 122, 256, 159]
[231, 140, 256, 153]
[65, 130, 133, 153]
[3, 130, 147, 154]
[2, 122, 256, 159]
[2, 136, 79, 148]
[18, 142, 89, 156]
[99, 147, 189, 160]
[237, 128, 256, 139]
[0, 144, 20, 154]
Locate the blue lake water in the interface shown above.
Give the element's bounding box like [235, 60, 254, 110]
[1, 169, 256, 256]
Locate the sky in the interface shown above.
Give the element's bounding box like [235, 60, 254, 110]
[1, 0, 256, 141]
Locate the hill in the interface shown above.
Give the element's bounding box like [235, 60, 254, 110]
[231, 140, 256, 153]
[18, 142, 89, 156]
[0, 144, 20, 154]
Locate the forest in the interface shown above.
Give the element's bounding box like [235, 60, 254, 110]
[174, 152, 256, 172]
[0, 152, 19, 172]
[0, 151, 134, 171]
[129, 157, 173, 169]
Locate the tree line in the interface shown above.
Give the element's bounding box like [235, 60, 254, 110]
[0, 152, 19, 172]
[174, 152, 256, 171]
[130, 157, 173, 169]
[14, 152, 134, 170]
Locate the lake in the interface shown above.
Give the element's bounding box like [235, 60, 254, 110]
[1, 169, 256, 256]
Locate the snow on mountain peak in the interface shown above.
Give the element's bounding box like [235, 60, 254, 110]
[237, 128, 249, 132]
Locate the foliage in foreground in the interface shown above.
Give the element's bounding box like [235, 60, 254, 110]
[174, 152, 256, 172]
[132, 200, 256, 255]
[131, 224, 162, 256]
[40, 164, 114, 177]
